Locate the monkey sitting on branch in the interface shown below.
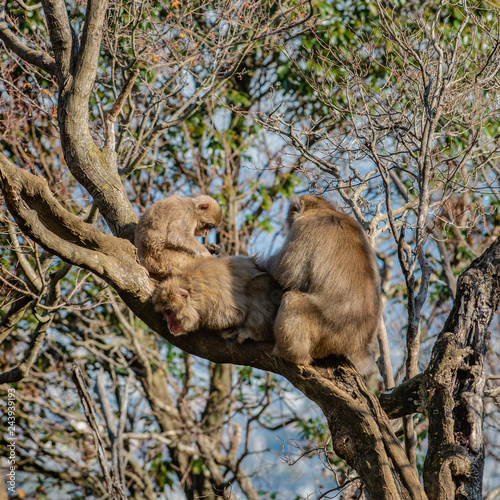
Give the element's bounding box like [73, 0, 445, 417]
[152, 255, 281, 343]
[262, 195, 381, 368]
[135, 195, 222, 280]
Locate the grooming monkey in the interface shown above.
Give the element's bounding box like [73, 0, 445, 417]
[135, 195, 222, 280]
[263, 195, 380, 367]
[152, 255, 281, 343]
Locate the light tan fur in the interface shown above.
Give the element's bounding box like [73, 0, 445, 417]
[135, 195, 222, 280]
[152, 255, 281, 343]
[263, 195, 380, 367]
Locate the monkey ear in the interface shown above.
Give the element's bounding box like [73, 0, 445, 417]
[178, 288, 190, 299]
[290, 198, 304, 213]
[287, 198, 304, 224]
[197, 203, 210, 211]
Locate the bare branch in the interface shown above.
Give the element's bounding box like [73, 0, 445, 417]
[0, 153, 152, 302]
[40, 0, 74, 81]
[105, 68, 140, 150]
[0, 0, 56, 74]
[72, 365, 127, 500]
[13, 0, 41, 11]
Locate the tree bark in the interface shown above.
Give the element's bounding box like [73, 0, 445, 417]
[379, 374, 425, 419]
[423, 237, 500, 500]
[0, 154, 426, 499]
[5, 146, 500, 500]
[39, 0, 138, 241]
[2, 0, 499, 496]
[5, 150, 500, 498]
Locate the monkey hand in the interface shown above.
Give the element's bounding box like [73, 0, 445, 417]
[218, 328, 239, 340]
[205, 243, 222, 256]
[235, 327, 258, 343]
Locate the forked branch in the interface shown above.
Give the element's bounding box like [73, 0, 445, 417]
[0, 157, 424, 500]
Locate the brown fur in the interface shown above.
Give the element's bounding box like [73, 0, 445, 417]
[263, 195, 380, 367]
[152, 255, 281, 342]
[135, 195, 222, 280]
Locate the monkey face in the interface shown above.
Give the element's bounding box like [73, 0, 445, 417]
[163, 308, 185, 336]
[153, 279, 201, 335]
[194, 197, 222, 236]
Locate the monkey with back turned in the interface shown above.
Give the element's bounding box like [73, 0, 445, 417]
[262, 195, 380, 368]
[152, 255, 281, 343]
[135, 195, 222, 280]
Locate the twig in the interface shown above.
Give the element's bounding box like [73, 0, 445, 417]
[72, 365, 127, 500]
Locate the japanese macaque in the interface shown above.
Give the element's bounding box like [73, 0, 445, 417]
[152, 255, 281, 343]
[263, 195, 380, 367]
[135, 195, 222, 280]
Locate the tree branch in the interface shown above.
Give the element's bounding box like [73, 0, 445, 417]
[72, 365, 127, 500]
[40, 0, 74, 82]
[0, 0, 56, 75]
[423, 236, 500, 500]
[0, 309, 54, 383]
[43, 0, 139, 242]
[0, 156, 424, 500]
[379, 374, 425, 419]
[4, 152, 497, 498]
[72, 0, 108, 95]
[0, 153, 152, 307]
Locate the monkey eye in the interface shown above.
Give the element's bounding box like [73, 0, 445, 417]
[202, 224, 216, 230]
[178, 288, 190, 299]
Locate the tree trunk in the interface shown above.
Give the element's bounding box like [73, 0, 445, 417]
[423, 237, 500, 499]
[4, 158, 500, 499]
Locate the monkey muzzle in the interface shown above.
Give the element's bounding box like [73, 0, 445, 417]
[163, 309, 186, 336]
[195, 223, 217, 237]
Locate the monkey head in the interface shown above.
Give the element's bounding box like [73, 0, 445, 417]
[193, 195, 222, 237]
[287, 195, 336, 226]
[152, 277, 201, 335]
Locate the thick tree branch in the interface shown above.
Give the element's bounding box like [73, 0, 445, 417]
[4, 156, 495, 498]
[0, 158, 424, 500]
[40, 0, 74, 82]
[0, 154, 151, 309]
[423, 236, 500, 500]
[375, 239, 500, 498]
[379, 374, 425, 419]
[0, 0, 56, 75]
[379, 241, 499, 419]
[105, 69, 140, 150]
[0, 155, 121, 252]
[0, 310, 54, 384]
[72, 0, 108, 96]
[41, 0, 138, 242]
